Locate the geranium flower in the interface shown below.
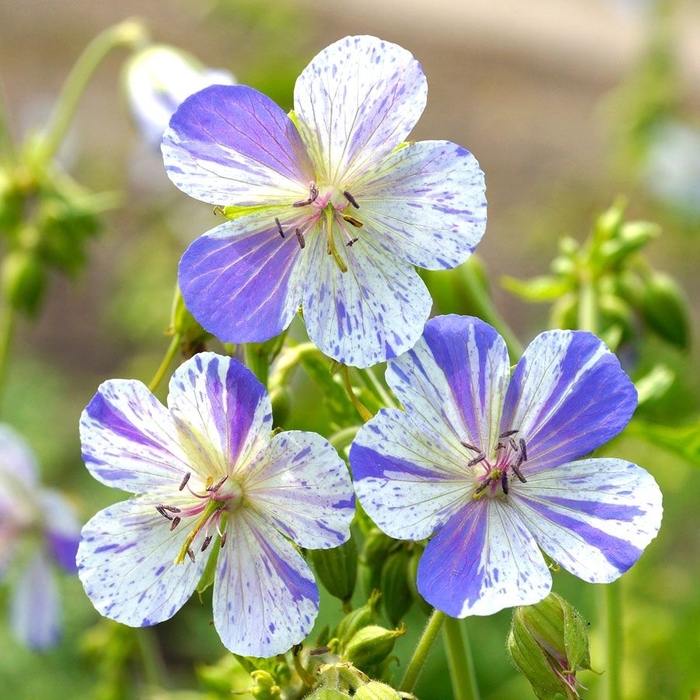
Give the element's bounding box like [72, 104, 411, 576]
[0, 425, 80, 649]
[350, 315, 662, 617]
[77, 352, 355, 656]
[124, 44, 235, 149]
[162, 35, 487, 368]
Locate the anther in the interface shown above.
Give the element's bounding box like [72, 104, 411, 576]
[220, 532, 227, 548]
[201, 535, 213, 552]
[461, 441, 479, 452]
[509, 437, 518, 451]
[170, 516, 181, 531]
[156, 505, 173, 521]
[501, 471, 510, 495]
[187, 548, 196, 564]
[496, 442, 506, 451]
[179, 472, 191, 491]
[206, 475, 229, 493]
[511, 463, 527, 483]
[346, 237, 359, 247]
[519, 438, 528, 462]
[342, 214, 363, 228]
[499, 429, 519, 438]
[295, 228, 306, 249]
[292, 182, 318, 207]
[468, 453, 487, 467]
[275, 217, 285, 238]
[343, 190, 360, 208]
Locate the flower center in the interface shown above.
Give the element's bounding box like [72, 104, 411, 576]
[276, 181, 363, 273]
[155, 472, 242, 564]
[462, 429, 529, 500]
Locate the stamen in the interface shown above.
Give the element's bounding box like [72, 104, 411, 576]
[295, 228, 306, 249]
[501, 471, 510, 495]
[342, 214, 363, 228]
[468, 453, 486, 467]
[496, 442, 506, 451]
[519, 438, 528, 462]
[461, 441, 479, 452]
[343, 190, 360, 208]
[187, 548, 196, 563]
[512, 463, 527, 483]
[206, 475, 229, 493]
[179, 473, 191, 491]
[156, 505, 177, 520]
[201, 535, 213, 552]
[170, 516, 181, 531]
[509, 437, 518, 451]
[292, 182, 318, 207]
[275, 217, 285, 238]
[220, 532, 227, 547]
[346, 237, 359, 247]
[499, 429, 519, 438]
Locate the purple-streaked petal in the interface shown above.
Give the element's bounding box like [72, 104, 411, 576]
[299, 229, 431, 367]
[213, 509, 319, 656]
[245, 430, 354, 549]
[417, 500, 551, 617]
[80, 379, 191, 493]
[351, 408, 472, 541]
[179, 216, 303, 343]
[163, 85, 313, 206]
[41, 489, 81, 573]
[294, 36, 427, 184]
[388, 316, 510, 452]
[167, 353, 271, 481]
[511, 457, 663, 582]
[77, 498, 206, 627]
[10, 550, 60, 649]
[0, 424, 38, 486]
[500, 331, 637, 473]
[355, 140, 487, 269]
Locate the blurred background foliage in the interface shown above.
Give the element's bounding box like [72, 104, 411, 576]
[1, 0, 699, 698]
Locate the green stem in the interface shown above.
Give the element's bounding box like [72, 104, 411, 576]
[458, 261, 523, 360]
[601, 581, 622, 700]
[356, 366, 396, 408]
[0, 303, 16, 417]
[328, 425, 360, 453]
[39, 19, 149, 163]
[148, 333, 181, 393]
[443, 617, 480, 700]
[135, 628, 167, 690]
[399, 609, 446, 693]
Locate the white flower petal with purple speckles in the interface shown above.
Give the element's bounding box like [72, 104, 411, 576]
[167, 352, 272, 479]
[294, 36, 427, 183]
[417, 499, 551, 617]
[246, 431, 354, 549]
[77, 498, 207, 628]
[213, 510, 319, 656]
[0, 424, 38, 486]
[178, 215, 303, 343]
[355, 141, 487, 269]
[351, 408, 472, 541]
[80, 379, 191, 492]
[511, 457, 663, 582]
[10, 550, 60, 650]
[163, 85, 314, 206]
[299, 228, 432, 367]
[500, 330, 637, 473]
[41, 489, 81, 573]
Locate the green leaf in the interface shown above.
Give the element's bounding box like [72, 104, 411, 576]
[627, 419, 700, 467]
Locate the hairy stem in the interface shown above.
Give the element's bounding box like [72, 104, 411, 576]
[399, 609, 445, 693]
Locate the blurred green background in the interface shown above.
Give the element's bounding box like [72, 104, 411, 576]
[1, 0, 699, 698]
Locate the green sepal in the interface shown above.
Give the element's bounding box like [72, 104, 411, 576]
[342, 624, 406, 670]
[308, 536, 358, 603]
[354, 681, 402, 700]
[640, 270, 690, 349]
[379, 549, 413, 626]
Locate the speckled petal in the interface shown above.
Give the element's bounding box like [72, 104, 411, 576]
[355, 140, 487, 269]
[388, 316, 510, 452]
[294, 36, 427, 183]
[299, 229, 431, 367]
[41, 489, 81, 573]
[163, 85, 313, 206]
[511, 457, 663, 582]
[178, 216, 303, 344]
[80, 379, 191, 493]
[213, 509, 319, 656]
[245, 430, 355, 549]
[351, 408, 472, 541]
[417, 499, 551, 617]
[500, 330, 638, 473]
[10, 550, 60, 649]
[77, 498, 207, 628]
[167, 353, 272, 481]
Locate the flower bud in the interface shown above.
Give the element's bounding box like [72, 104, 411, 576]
[305, 689, 351, 700]
[342, 624, 406, 670]
[507, 593, 591, 700]
[641, 271, 690, 349]
[354, 681, 402, 700]
[1, 247, 46, 316]
[379, 548, 413, 625]
[249, 669, 282, 699]
[336, 590, 381, 645]
[309, 535, 358, 603]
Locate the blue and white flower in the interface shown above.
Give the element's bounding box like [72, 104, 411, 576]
[77, 352, 354, 657]
[162, 35, 487, 368]
[350, 315, 663, 617]
[0, 425, 80, 649]
[125, 44, 235, 150]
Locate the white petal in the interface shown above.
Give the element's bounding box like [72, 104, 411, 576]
[245, 431, 354, 549]
[294, 36, 427, 184]
[213, 510, 319, 656]
[511, 457, 663, 582]
[77, 498, 207, 627]
[0, 424, 38, 486]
